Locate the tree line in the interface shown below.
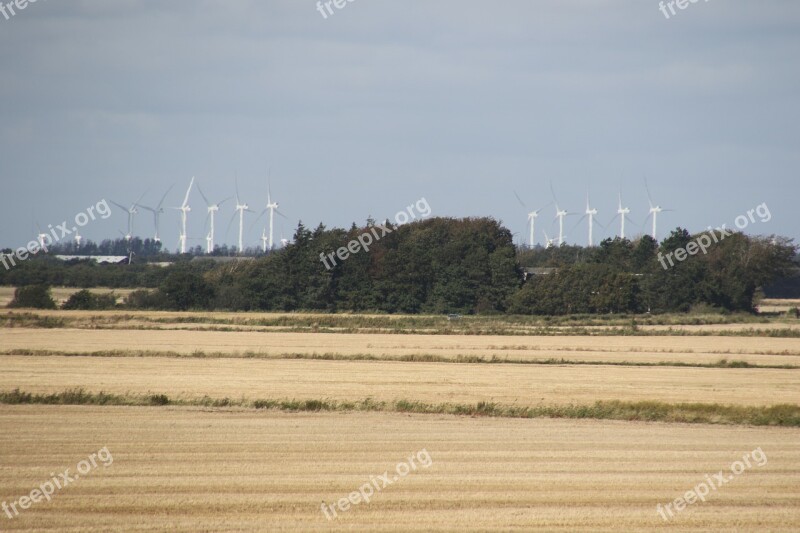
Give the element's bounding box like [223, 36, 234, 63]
[3, 217, 797, 314]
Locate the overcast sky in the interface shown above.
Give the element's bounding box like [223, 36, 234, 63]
[1, 0, 798, 251]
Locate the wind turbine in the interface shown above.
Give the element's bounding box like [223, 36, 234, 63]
[613, 193, 633, 239]
[141, 185, 174, 243]
[644, 179, 673, 240]
[74, 229, 82, 248]
[550, 183, 575, 246]
[253, 173, 287, 251]
[513, 191, 548, 248]
[111, 192, 147, 242]
[260, 228, 269, 253]
[170, 177, 195, 254]
[229, 177, 253, 254]
[36, 224, 49, 252]
[573, 192, 602, 247]
[542, 230, 556, 249]
[196, 183, 231, 254]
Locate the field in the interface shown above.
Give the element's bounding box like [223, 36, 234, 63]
[1, 306, 799, 530]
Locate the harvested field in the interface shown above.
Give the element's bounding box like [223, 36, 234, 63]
[1, 355, 798, 407]
[3, 327, 800, 366]
[0, 406, 798, 531]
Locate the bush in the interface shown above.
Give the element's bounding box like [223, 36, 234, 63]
[62, 289, 117, 310]
[8, 285, 56, 309]
[123, 289, 167, 310]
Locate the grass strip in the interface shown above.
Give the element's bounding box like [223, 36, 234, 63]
[2, 349, 797, 369]
[1, 388, 798, 427]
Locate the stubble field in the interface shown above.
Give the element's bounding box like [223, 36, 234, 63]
[1, 307, 799, 531]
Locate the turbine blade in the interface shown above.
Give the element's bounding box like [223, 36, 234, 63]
[196, 182, 210, 207]
[513, 190, 527, 210]
[110, 200, 128, 212]
[235, 174, 241, 205]
[249, 210, 267, 232]
[157, 184, 175, 210]
[644, 176, 655, 209]
[134, 190, 149, 208]
[224, 209, 239, 240]
[182, 177, 195, 207]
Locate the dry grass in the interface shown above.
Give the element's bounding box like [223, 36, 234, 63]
[0, 406, 798, 531]
[4, 307, 800, 337]
[1, 355, 798, 407]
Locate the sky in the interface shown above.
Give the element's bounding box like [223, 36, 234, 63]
[1, 0, 798, 252]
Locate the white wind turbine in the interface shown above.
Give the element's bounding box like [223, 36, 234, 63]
[260, 228, 269, 253]
[36, 224, 49, 252]
[111, 191, 147, 242]
[574, 192, 602, 247]
[196, 183, 231, 254]
[550, 183, 575, 246]
[171, 177, 195, 254]
[613, 193, 633, 239]
[229, 178, 253, 254]
[74, 229, 82, 248]
[542, 230, 556, 249]
[141, 185, 174, 243]
[513, 191, 548, 248]
[645, 179, 673, 241]
[253, 174, 287, 251]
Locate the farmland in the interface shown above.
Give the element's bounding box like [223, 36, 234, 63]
[1, 308, 799, 530]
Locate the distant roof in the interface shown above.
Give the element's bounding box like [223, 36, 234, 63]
[55, 255, 128, 264]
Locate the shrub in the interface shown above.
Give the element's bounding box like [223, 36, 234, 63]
[8, 285, 56, 309]
[62, 289, 117, 310]
[123, 289, 167, 310]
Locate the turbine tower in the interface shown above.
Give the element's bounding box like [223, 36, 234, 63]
[36, 225, 49, 252]
[555, 205, 569, 246]
[171, 177, 195, 254]
[196, 183, 230, 254]
[74, 229, 82, 248]
[141, 185, 174, 243]
[260, 228, 269, 253]
[512, 191, 548, 248]
[645, 179, 672, 240]
[266, 189, 278, 251]
[616, 193, 631, 239]
[254, 174, 287, 251]
[231, 178, 252, 254]
[575, 192, 601, 247]
[550, 182, 574, 246]
[527, 211, 540, 248]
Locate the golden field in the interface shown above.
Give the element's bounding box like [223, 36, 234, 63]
[3, 327, 800, 366]
[1, 308, 799, 531]
[0, 406, 798, 531]
[1, 354, 799, 407]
